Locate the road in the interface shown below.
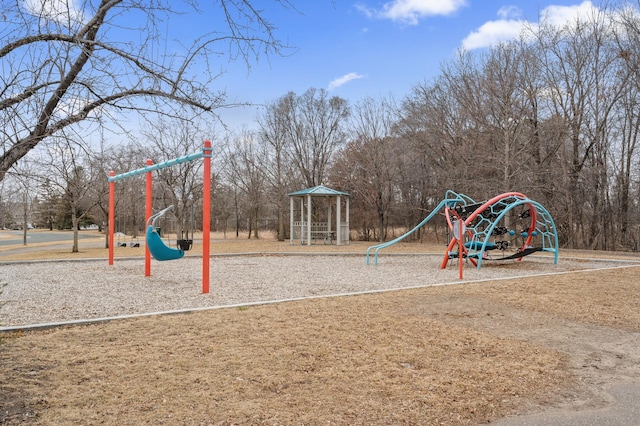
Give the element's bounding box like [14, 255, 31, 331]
[0, 230, 99, 246]
[0, 230, 105, 257]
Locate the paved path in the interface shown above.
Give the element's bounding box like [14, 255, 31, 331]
[0, 230, 104, 257]
[494, 382, 640, 425]
[0, 230, 98, 246]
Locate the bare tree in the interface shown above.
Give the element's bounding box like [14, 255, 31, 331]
[533, 7, 628, 248]
[225, 130, 265, 239]
[397, 77, 476, 242]
[42, 135, 101, 252]
[91, 141, 148, 247]
[0, 0, 293, 182]
[3, 161, 40, 244]
[141, 116, 212, 243]
[475, 43, 535, 192]
[332, 97, 395, 241]
[611, 3, 640, 250]
[258, 95, 298, 241]
[279, 88, 350, 187]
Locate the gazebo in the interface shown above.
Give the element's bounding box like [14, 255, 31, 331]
[288, 185, 350, 246]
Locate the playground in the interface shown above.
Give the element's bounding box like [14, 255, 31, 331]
[1, 175, 639, 424]
[1, 236, 640, 424]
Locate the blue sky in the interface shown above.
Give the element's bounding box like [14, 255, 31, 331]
[211, 0, 604, 129]
[21, 0, 607, 131]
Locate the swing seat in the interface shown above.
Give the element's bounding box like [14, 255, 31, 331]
[146, 225, 184, 261]
[177, 239, 193, 251]
[464, 241, 497, 251]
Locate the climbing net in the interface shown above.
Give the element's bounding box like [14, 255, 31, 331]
[442, 191, 559, 269]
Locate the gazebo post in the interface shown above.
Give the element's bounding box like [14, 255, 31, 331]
[299, 197, 304, 244]
[346, 197, 350, 245]
[336, 195, 342, 245]
[328, 200, 332, 237]
[306, 194, 312, 246]
[289, 196, 294, 245]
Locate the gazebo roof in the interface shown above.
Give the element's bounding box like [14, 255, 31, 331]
[288, 184, 350, 197]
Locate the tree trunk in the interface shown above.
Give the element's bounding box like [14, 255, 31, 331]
[22, 194, 28, 246]
[71, 206, 79, 253]
[277, 200, 285, 241]
[253, 207, 260, 239]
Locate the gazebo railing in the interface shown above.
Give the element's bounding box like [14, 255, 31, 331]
[291, 221, 349, 244]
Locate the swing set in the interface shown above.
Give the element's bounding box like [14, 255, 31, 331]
[107, 140, 212, 293]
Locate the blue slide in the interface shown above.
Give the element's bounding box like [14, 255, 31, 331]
[366, 191, 471, 265]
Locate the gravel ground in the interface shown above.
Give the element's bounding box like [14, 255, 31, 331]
[0, 253, 633, 328]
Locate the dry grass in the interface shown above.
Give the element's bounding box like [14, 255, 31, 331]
[2, 288, 572, 425]
[1, 231, 639, 425]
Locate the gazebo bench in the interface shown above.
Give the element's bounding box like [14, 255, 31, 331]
[311, 229, 335, 244]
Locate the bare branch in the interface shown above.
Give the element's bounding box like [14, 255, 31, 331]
[0, 0, 294, 181]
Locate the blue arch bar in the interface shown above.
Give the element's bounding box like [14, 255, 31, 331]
[108, 149, 209, 182]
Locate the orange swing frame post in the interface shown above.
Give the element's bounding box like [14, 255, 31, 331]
[108, 140, 212, 294]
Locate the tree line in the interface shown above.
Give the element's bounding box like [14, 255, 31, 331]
[3, 2, 640, 251]
[232, 4, 640, 252]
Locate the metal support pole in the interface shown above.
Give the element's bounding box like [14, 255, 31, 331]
[202, 140, 212, 294]
[145, 158, 153, 277]
[108, 171, 115, 265]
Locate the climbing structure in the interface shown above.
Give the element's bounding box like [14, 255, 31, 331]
[366, 191, 559, 273]
[440, 192, 558, 269]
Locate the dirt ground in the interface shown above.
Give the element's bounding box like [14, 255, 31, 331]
[1, 232, 640, 425]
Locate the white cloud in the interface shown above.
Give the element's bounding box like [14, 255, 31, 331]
[22, 0, 85, 26]
[462, 1, 602, 50]
[358, 0, 468, 25]
[539, 0, 598, 27]
[328, 72, 365, 91]
[497, 5, 523, 20]
[462, 19, 528, 50]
